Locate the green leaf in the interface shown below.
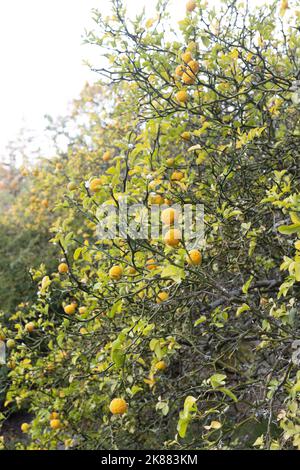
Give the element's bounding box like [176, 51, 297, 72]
[210, 374, 227, 388]
[111, 347, 125, 368]
[278, 224, 300, 235]
[108, 299, 122, 318]
[73, 247, 82, 260]
[194, 315, 207, 326]
[242, 275, 254, 294]
[161, 265, 185, 283]
[236, 303, 250, 317]
[294, 262, 300, 282]
[183, 395, 197, 413]
[201, 35, 210, 47]
[111, 335, 126, 368]
[177, 396, 197, 438]
[56, 333, 65, 348]
[131, 385, 143, 396]
[150, 338, 159, 351]
[177, 417, 189, 438]
[218, 387, 238, 402]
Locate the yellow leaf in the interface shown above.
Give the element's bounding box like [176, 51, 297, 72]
[290, 212, 300, 225]
[294, 261, 300, 282]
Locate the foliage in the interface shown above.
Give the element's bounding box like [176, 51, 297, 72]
[1, 0, 300, 450]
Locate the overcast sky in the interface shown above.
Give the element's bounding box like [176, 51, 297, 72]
[0, 0, 269, 163]
[0, 0, 185, 162]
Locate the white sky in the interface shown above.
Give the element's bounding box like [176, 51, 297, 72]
[0, 0, 186, 162]
[0, 0, 269, 163]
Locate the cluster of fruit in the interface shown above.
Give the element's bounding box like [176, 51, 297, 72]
[21, 411, 62, 434]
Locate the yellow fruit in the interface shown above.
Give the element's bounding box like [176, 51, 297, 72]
[166, 158, 175, 167]
[181, 131, 191, 140]
[156, 292, 169, 303]
[6, 339, 15, 349]
[25, 322, 35, 333]
[164, 198, 173, 206]
[149, 193, 164, 205]
[56, 163, 63, 171]
[181, 51, 193, 63]
[186, 249, 202, 266]
[64, 304, 76, 315]
[186, 0, 196, 12]
[188, 60, 200, 74]
[50, 412, 59, 420]
[89, 178, 102, 193]
[175, 64, 185, 77]
[109, 265, 123, 280]
[68, 181, 77, 191]
[161, 208, 178, 225]
[50, 419, 61, 430]
[103, 150, 111, 162]
[41, 199, 49, 209]
[171, 171, 184, 181]
[146, 259, 158, 270]
[58, 263, 69, 274]
[79, 306, 87, 315]
[182, 71, 196, 85]
[21, 423, 30, 433]
[164, 228, 182, 247]
[155, 360, 167, 371]
[176, 90, 188, 104]
[0, 330, 5, 341]
[109, 398, 128, 415]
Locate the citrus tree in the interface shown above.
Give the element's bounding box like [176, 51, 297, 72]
[1, 0, 300, 450]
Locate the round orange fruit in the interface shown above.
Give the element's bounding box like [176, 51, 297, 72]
[21, 423, 30, 433]
[188, 60, 200, 74]
[89, 178, 102, 193]
[58, 263, 69, 274]
[64, 304, 76, 315]
[176, 90, 188, 104]
[186, 0, 197, 12]
[182, 71, 196, 85]
[186, 249, 202, 266]
[164, 228, 182, 247]
[50, 419, 61, 430]
[25, 322, 35, 333]
[161, 208, 178, 226]
[181, 51, 193, 63]
[103, 151, 111, 162]
[156, 291, 169, 303]
[109, 398, 128, 415]
[155, 360, 167, 371]
[109, 265, 123, 280]
[171, 171, 184, 181]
